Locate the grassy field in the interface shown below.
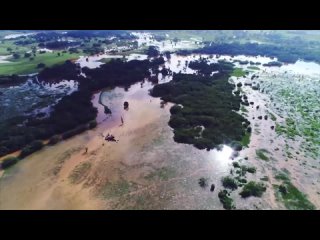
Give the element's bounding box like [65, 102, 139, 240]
[0, 52, 82, 75]
[231, 68, 246, 77]
[0, 40, 37, 56]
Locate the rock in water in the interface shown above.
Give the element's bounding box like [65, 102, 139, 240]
[210, 184, 215, 192]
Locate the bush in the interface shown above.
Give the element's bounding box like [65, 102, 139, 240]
[88, 120, 97, 129]
[62, 124, 88, 140]
[222, 176, 238, 190]
[240, 181, 266, 198]
[13, 53, 20, 59]
[1, 156, 19, 169]
[232, 162, 240, 168]
[237, 178, 247, 184]
[246, 166, 256, 174]
[198, 177, 208, 188]
[218, 190, 235, 210]
[37, 63, 46, 68]
[19, 140, 44, 158]
[48, 135, 61, 145]
[0, 146, 9, 157]
[24, 52, 32, 58]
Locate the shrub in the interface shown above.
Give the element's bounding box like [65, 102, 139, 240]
[232, 162, 240, 168]
[246, 166, 256, 174]
[88, 120, 97, 129]
[24, 52, 32, 58]
[48, 135, 62, 145]
[19, 140, 44, 158]
[0, 146, 9, 157]
[237, 178, 247, 184]
[37, 63, 46, 68]
[218, 190, 235, 210]
[1, 156, 19, 169]
[222, 176, 238, 190]
[240, 181, 266, 198]
[62, 124, 88, 140]
[198, 177, 208, 188]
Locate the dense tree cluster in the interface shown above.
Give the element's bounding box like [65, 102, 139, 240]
[0, 75, 28, 86]
[81, 59, 160, 91]
[38, 60, 81, 82]
[262, 61, 283, 67]
[188, 59, 234, 76]
[146, 46, 160, 58]
[65, 30, 130, 39]
[151, 61, 249, 150]
[40, 41, 81, 50]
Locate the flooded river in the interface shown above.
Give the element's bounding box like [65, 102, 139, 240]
[0, 37, 319, 209]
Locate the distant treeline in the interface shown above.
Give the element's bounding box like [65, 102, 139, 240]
[151, 60, 250, 150]
[64, 30, 134, 40]
[38, 41, 81, 50]
[177, 43, 320, 63]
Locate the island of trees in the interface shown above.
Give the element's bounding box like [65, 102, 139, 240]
[151, 60, 250, 150]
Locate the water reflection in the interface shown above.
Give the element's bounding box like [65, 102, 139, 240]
[208, 145, 233, 173]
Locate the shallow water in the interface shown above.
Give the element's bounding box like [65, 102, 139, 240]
[1, 36, 320, 209]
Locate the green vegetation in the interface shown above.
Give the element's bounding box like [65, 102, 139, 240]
[1, 156, 19, 169]
[275, 171, 290, 182]
[218, 190, 235, 210]
[232, 162, 240, 168]
[48, 135, 62, 145]
[69, 162, 92, 184]
[222, 176, 238, 190]
[247, 66, 260, 70]
[198, 177, 208, 188]
[231, 68, 246, 77]
[19, 140, 44, 158]
[145, 167, 176, 181]
[274, 182, 315, 210]
[263, 61, 282, 67]
[178, 41, 320, 63]
[151, 61, 250, 150]
[256, 149, 270, 161]
[240, 105, 248, 113]
[239, 181, 267, 198]
[246, 166, 256, 174]
[268, 111, 277, 121]
[103, 180, 137, 199]
[0, 58, 165, 158]
[241, 132, 251, 147]
[88, 120, 97, 129]
[274, 170, 315, 210]
[0, 75, 28, 86]
[0, 52, 81, 75]
[260, 176, 269, 181]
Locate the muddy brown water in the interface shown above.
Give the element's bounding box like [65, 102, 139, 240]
[0, 52, 319, 209]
